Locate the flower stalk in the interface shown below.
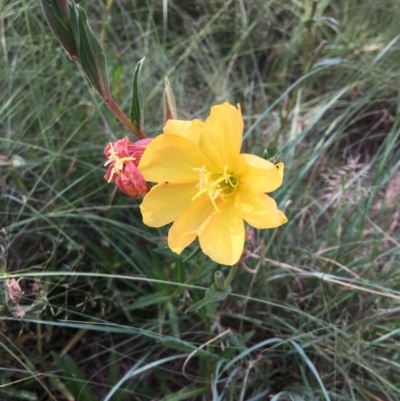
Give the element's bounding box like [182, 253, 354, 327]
[106, 97, 147, 139]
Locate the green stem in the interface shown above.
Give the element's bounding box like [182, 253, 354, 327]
[105, 97, 147, 140]
[100, 0, 115, 45]
[205, 316, 212, 401]
[36, 322, 42, 356]
[302, 26, 311, 76]
[239, 230, 277, 335]
[170, 266, 199, 299]
[224, 263, 239, 288]
[308, 39, 327, 71]
[203, 264, 238, 399]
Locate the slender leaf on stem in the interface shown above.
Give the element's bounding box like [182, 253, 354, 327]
[186, 283, 232, 316]
[164, 76, 177, 123]
[75, 5, 111, 101]
[40, 0, 79, 60]
[52, 352, 97, 401]
[130, 57, 145, 133]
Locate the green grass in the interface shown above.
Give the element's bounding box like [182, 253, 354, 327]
[1, 0, 400, 400]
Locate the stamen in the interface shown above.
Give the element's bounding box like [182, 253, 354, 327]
[192, 165, 238, 212]
[105, 143, 136, 182]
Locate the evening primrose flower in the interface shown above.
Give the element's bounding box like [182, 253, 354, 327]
[138, 103, 287, 265]
[104, 137, 152, 198]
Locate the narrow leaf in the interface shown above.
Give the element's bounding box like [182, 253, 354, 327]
[125, 292, 170, 310]
[161, 339, 211, 358]
[58, 0, 69, 16]
[0, 388, 38, 401]
[40, 0, 79, 60]
[76, 5, 111, 100]
[290, 340, 331, 401]
[130, 57, 145, 133]
[163, 76, 177, 123]
[48, 375, 75, 401]
[185, 284, 231, 315]
[52, 351, 97, 401]
[303, 18, 315, 28]
[159, 387, 205, 401]
[69, 0, 80, 47]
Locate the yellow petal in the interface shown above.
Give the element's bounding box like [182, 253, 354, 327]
[168, 196, 215, 254]
[199, 103, 243, 170]
[163, 119, 200, 144]
[198, 200, 245, 265]
[235, 188, 287, 229]
[139, 134, 210, 183]
[238, 154, 284, 193]
[141, 183, 198, 227]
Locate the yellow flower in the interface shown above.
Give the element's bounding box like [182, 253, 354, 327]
[139, 103, 287, 265]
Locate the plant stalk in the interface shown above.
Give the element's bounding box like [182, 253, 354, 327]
[105, 97, 147, 139]
[206, 316, 212, 401]
[100, 0, 115, 45]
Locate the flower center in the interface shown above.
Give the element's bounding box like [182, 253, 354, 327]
[192, 165, 239, 212]
[104, 143, 136, 182]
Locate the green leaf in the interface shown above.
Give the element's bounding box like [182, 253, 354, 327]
[48, 375, 75, 401]
[125, 292, 170, 311]
[52, 351, 97, 401]
[182, 245, 202, 262]
[304, 18, 315, 28]
[130, 57, 145, 133]
[263, 146, 282, 164]
[69, 0, 79, 46]
[0, 388, 38, 401]
[40, 0, 79, 60]
[108, 351, 125, 401]
[161, 339, 212, 358]
[166, 301, 180, 337]
[163, 76, 177, 123]
[159, 387, 205, 401]
[241, 330, 256, 344]
[185, 283, 231, 316]
[75, 5, 111, 100]
[173, 258, 186, 284]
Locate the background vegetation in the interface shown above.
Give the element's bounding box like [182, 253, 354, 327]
[1, 0, 400, 400]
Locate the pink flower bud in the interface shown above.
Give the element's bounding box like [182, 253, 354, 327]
[104, 137, 152, 198]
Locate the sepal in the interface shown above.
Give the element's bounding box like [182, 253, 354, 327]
[163, 76, 177, 123]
